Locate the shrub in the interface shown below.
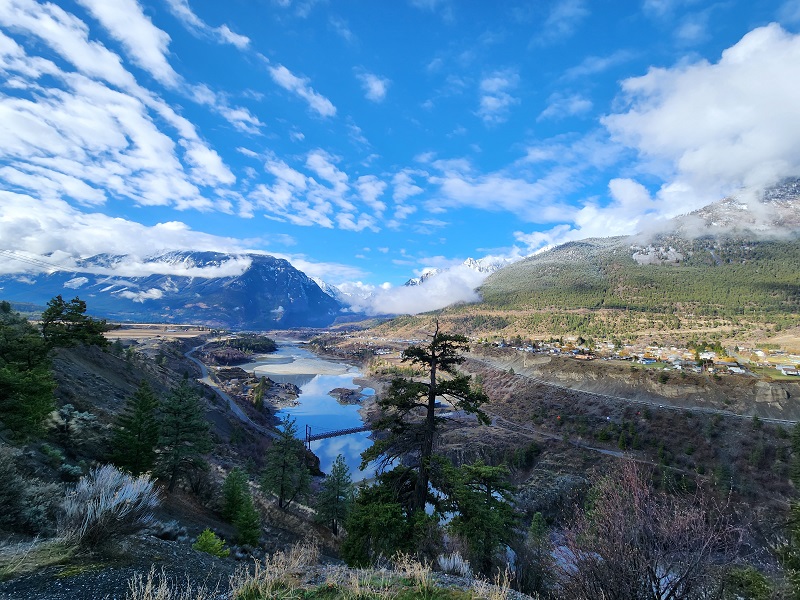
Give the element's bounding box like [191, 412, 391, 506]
[722, 566, 771, 600]
[58, 464, 160, 547]
[437, 551, 472, 578]
[192, 528, 229, 558]
[0, 445, 60, 534]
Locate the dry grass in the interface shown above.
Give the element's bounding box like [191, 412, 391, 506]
[125, 567, 220, 600]
[0, 537, 76, 581]
[228, 540, 320, 598]
[471, 569, 514, 600]
[123, 540, 518, 600]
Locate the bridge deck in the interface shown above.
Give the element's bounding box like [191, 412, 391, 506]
[304, 424, 371, 447]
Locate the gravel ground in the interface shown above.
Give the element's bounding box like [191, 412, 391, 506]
[0, 536, 238, 600]
[0, 536, 534, 600]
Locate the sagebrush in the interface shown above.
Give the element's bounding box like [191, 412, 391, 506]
[58, 464, 160, 546]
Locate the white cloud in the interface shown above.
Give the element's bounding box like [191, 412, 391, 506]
[356, 175, 387, 213]
[164, 0, 250, 48]
[0, 192, 247, 275]
[780, 0, 800, 24]
[75, 0, 180, 86]
[117, 288, 164, 302]
[64, 276, 89, 289]
[477, 70, 519, 124]
[425, 156, 575, 222]
[409, 0, 454, 21]
[1, 0, 138, 89]
[247, 151, 383, 231]
[392, 170, 425, 202]
[0, 5, 238, 208]
[345, 264, 486, 315]
[675, 11, 710, 45]
[563, 50, 634, 80]
[538, 92, 592, 121]
[268, 64, 336, 117]
[330, 16, 355, 43]
[603, 23, 800, 209]
[535, 0, 589, 45]
[357, 71, 390, 102]
[0, 191, 364, 283]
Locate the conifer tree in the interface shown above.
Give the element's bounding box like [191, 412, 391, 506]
[441, 459, 518, 576]
[315, 454, 354, 535]
[111, 381, 160, 475]
[233, 493, 261, 546]
[0, 301, 55, 438]
[156, 378, 212, 492]
[40, 295, 109, 348]
[260, 415, 310, 509]
[362, 321, 489, 512]
[221, 467, 249, 522]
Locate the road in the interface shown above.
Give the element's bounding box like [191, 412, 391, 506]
[185, 342, 278, 439]
[471, 352, 799, 426]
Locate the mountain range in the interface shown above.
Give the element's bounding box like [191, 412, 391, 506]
[2, 179, 799, 332]
[0, 252, 341, 329]
[404, 256, 516, 287]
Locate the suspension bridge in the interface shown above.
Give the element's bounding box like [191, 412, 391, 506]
[304, 424, 372, 449]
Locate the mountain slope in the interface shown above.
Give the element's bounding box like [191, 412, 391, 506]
[0, 252, 342, 329]
[377, 179, 800, 342]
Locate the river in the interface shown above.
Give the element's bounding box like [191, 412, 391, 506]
[237, 342, 376, 481]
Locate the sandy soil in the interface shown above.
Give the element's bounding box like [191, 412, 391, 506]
[104, 324, 209, 340]
[251, 357, 352, 377]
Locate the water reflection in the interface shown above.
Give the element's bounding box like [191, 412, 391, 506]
[244, 343, 375, 481]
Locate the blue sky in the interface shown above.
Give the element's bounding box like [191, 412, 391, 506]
[1, 0, 800, 314]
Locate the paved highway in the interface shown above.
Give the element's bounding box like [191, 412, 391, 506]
[185, 343, 278, 439]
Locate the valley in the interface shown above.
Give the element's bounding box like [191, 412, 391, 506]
[2, 181, 800, 598]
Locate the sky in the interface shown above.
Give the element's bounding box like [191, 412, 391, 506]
[1, 0, 800, 315]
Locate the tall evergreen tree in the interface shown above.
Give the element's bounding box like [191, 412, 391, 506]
[111, 381, 160, 475]
[40, 295, 109, 348]
[260, 415, 310, 509]
[0, 301, 55, 438]
[233, 493, 262, 546]
[220, 467, 249, 522]
[156, 378, 212, 492]
[440, 459, 518, 576]
[315, 454, 354, 535]
[362, 321, 489, 512]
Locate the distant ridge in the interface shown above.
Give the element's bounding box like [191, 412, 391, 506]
[0, 251, 343, 329]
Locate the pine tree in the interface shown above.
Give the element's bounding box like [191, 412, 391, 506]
[156, 378, 212, 492]
[111, 381, 160, 475]
[233, 493, 261, 546]
[40, 295, 109, 348]
[441, 460, 518, 576]
[0, 302, 56, 438]
[362, 321, 489, 513]
[315, 454, 354, 535]
[260, 415, 310, 509]
[221, 467, 249, 522]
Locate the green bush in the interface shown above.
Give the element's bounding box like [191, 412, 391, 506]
[722, 566, 771, 600]
[192, 528, 230, 558]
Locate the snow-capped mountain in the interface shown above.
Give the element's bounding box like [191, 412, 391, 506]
[1, 251, 343, 329]
[404, 256, 516, 287]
